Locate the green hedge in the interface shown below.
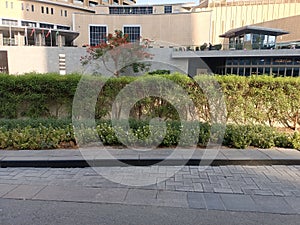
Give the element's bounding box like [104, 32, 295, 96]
[0, 73, 80, 118]
[0, 119, 298, 150]
[1, 73, 300, 129]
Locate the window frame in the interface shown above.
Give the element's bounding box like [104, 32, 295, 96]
[88, 24, 108, 46]
[123, 25, 141, 43]
[164, 5, 172, 14]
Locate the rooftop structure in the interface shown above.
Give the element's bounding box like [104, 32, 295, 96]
[219, 26, 289, 50]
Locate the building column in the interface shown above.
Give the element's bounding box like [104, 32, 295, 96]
[16, 32, 25, 46]
[0, 32, 3, 46]
[57, 35, 63, 47]
[36, 33, 42, 46]
[13, 32, 18, 46]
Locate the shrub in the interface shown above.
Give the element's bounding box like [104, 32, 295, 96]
[200, 43, 207, 51]
[0, 119, 299, 150]
[292, 132, 300, 150]
[148, 70, 171, 75]
[1, 73, 300, 131]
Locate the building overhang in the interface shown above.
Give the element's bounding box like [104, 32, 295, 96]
[219, 26, 289, 38]
[172, 49, 300, 58]
[0, 26, 79, 45]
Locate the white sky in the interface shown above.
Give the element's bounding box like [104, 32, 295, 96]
[137, 0, 197, 5]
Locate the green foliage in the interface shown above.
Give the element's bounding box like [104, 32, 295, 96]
[200, 43, 207, 51]
[292, 132, 300, 150]
[81, 30, 152, 77]
[210, 75, 300, 129]
[223, 124, 296, 149]
[0, 125, 75, 150]
[0, 73, 80, 119]
[148, 70, 171, 75]
[0, 119, 298, 150]
[1, 73, 300, 131]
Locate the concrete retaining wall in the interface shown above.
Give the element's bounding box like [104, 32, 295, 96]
[0, 47, 189, 75]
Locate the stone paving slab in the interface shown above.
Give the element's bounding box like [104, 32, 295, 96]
[4, 184, 46, 199]
[0, 166, 299, 196]
[0, 165, 299, 214]
[0, 183, 299, 215]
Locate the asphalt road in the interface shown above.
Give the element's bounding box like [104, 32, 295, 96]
[0, 198, 299, 225]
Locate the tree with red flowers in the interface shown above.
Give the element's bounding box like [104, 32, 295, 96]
[81, 30, 152, 77]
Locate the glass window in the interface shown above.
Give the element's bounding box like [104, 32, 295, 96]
[164, 5, 172, 14]
[31, 5, 34, 12]
[5, 1, 8, 8]
[226, 58, 233, 65]
[41, 6, 44, 13]
[64, 10, 67, 17]
[40, 23, 54, 29]
[251, 58, 258, 65]
[10, 2, 13, 8]
[46, 7, 49, 14]
[252, 34, 261, 49]
[258, 58, 265, 65]
[294, 68, 300, 77]
[51, 8, 54, 15]
[89, 25, 107, 46]
[232, 58, 238, 65]
[57, 25, 70, 30]
[109, 6, 153, 15]
[21, 21, 37, 27]
[244, 33, 251, 41]
[124, 26, 141, 43]
[2, 19, 18, 26]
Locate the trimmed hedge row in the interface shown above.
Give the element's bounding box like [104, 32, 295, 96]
[1, 73, 300, 129]
[0, 119, 298, 150]
[0, 73, 80, 118]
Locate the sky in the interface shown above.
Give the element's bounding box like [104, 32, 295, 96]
[137, 0, 197, 5]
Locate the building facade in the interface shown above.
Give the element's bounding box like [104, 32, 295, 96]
[1, 0, 300, 48]
[73, 0, 300, 48]
[1, 0, 300, 76]
[0, 0, 135, 47]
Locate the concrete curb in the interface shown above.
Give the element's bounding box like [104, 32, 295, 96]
[1, 158, 300, 168]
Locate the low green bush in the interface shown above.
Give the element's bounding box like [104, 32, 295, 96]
[223, 124, 293, 149]
[0, 125, 75, 150]
[292, 132, 300, 150]
[0, 119, 298, 150]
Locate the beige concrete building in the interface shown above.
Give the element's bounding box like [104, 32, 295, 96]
[1, 0, 299, 47]
[73, 0, 300, 48]
[0, 0, 135, 47]
[1, 0, 300, 76]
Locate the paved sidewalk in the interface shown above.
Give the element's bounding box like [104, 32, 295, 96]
[0, 147, 300, 167]
[0, 148, 299, 215]
[0, 165, 299, 215]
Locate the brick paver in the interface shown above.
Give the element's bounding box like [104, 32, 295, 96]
[0, 165, 299, 214]
[0, 165, 299, 196]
